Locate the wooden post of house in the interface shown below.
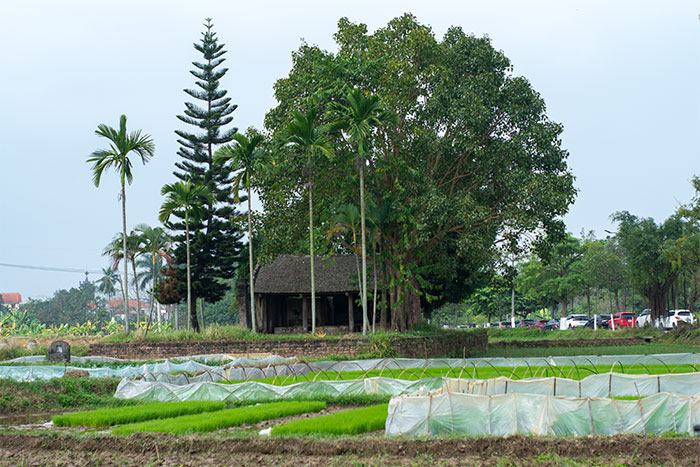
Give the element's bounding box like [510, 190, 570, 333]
[347, 293, 354, 333]
[302, 296, 309, 332]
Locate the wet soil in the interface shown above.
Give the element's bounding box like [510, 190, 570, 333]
[0, 432, 699, 466]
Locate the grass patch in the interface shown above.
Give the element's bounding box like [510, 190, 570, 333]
[486, 326, 664, 342]
[271, 403, 388, 436]
[472, 343, 699, 358]
[112, 400, 325, 435]
[0, 377, 136, 414]
[52, 401, 225, 427]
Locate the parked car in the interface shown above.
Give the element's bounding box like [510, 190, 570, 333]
[663, 309, 697, 329]
[584, 314, 611, 329]
[497, 321, 512, 329]
[515, 319, 537, 328]
[542, 319, 559, 331]
[635, 309, 652, 327]
[562, 314, 589, 329]
[611, 312, 637, 328]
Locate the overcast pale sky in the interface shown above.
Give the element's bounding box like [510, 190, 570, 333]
[0, 0, 698, 300]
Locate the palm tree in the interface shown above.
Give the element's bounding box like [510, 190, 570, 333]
[159, 180, 211, 332]
[96, 267, 120, 321]
[103, 232, 143, 329]
[215, 133, 266, 333]
[282, 109, 334, 335]
[134, 224, 171, 333]
[87, 115, 155, 334]
[329, 89, 396, 335]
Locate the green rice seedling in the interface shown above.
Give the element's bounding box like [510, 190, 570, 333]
[112, 400, 325, 435]
[271, 403, 388, 436]
[53, 401, 225, 427]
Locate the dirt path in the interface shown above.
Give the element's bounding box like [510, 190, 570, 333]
[1, 432, 699, 466]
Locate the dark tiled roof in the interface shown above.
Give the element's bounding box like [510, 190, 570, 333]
[0, 293, 22, 304]
[254, 254, 363, 294]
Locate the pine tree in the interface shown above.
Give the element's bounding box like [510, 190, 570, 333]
[170, 18, 243, 332]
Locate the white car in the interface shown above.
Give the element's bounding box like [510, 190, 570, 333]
[663, 310, 696, 329]
[562, 314, 588, 329]
[635, 309, 667, 328]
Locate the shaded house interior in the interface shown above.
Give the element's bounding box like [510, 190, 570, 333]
[239, 255, 367, 334]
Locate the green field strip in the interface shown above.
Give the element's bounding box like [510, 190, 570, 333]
[271, 403, 389, 436]
[222, 363, 700, 386]
[53, 401, 225, 427]
[112, 400, 326, 435]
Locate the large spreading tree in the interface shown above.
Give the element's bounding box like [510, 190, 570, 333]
[170, 18, 244, 330]
[257, 15, 576, 331]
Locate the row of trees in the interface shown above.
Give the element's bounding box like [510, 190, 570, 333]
[450, 185, 700, 325]
[83, 15, 577, 334]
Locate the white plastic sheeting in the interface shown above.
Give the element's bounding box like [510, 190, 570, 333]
[0, 355, 294, 382]
[114, 377, 448, 401]
[385, 391, 700, 436]
[113, 371, 700, 401]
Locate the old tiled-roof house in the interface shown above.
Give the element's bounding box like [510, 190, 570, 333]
[238, 255, 365, 334]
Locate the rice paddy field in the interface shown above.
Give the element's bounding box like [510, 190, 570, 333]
[4, 349, 700, 465]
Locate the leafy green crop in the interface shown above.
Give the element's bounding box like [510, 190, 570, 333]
[53, 401, 225, 427]
[112, 400, 325, 435]
[271, 404, 388, 436]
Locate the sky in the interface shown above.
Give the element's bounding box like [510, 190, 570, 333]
[0, 0, 698, 300]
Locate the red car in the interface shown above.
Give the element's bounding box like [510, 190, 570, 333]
[535, 319, 549, 329]
[611, 312, 637, 328]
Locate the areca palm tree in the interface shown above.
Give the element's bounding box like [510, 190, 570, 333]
[87, 115, 155, 334]
[104, 232, 143, 329]
[282, 109, 334, 335]
[215, 133, 266, 333]
[134, 224, 171, 333]
[329, 89, 396, 335]
[159, 180, 211, 333]
[96, 267, 120, 321]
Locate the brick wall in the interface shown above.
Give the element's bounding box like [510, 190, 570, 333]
[88, 330, 487, 360]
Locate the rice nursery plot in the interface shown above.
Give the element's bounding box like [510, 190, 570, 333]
[53, 401, 225, 427]
[112, 400, 325, 435]
[271, 404, 389, 436]
[223, 363, 699, 385]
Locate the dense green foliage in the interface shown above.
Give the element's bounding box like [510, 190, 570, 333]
[271, 404, 388, 436]
[112, 400, 325, 435]
[53, 401, 225, 427]
[257, 14, 576, 330]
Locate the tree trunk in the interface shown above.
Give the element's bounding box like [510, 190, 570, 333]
[510, 286, 515, 327]
[621, 288, 627, 313]
[247, 184, 256, 333]
[185, 216, 199, 332]
[380, 259, 388, 331]
[131, 260, 141, 331]
[121, 184, 130, 334]
[359, 156, 368, 335]
[614, 289, 620, 313]
[372, 249, 378, 333]
[144, 253, 156, 338]
[200, 298, 205, 331]
[586, 293, 591, 317]
[309, 175, 316, 335]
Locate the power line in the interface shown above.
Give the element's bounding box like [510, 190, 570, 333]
[0, 262, 102, 274]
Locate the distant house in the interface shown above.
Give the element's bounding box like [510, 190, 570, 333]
[239, 255, 365, 334]
[0, 293, 22, 311]
[106, 298, 149, 318]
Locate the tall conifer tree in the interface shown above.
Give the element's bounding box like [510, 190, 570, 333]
[170, 18, 243, 332]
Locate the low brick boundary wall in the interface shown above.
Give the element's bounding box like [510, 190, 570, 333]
[88, 330, 487, 360]
[489, 336, 648, 349]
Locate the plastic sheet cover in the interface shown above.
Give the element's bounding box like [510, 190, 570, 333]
[385, 391, 700, 436]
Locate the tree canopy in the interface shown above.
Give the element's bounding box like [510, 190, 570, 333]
[256, 15, 575, 330]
